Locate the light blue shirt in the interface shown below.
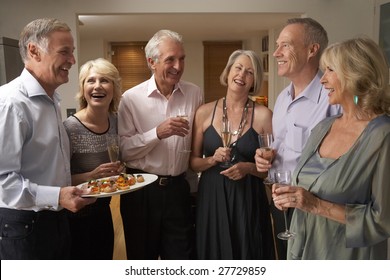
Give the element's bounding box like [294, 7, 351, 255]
[271, 70, 342, 176]
[0, 69, 71, 211]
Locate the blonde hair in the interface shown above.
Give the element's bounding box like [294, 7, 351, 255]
[76, 58, 122, 113]
[219, 49, 263, 95]
[320, 37, 390, 116]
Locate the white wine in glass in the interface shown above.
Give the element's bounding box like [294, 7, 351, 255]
[177, 108, 191, 153]
[220, 119, 232, 168]
[274, 170, 295, 240]
[106, 134, 120, 162]
[258, 133, 274, 183]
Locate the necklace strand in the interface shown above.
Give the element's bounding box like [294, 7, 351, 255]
[223, 97, 249, 138]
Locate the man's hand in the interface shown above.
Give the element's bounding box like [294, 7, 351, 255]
[156, 116, 189, 139]
[59, 186, 97, 213]
[254, 148, 274, 172]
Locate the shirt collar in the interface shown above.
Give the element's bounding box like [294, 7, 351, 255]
[287, 70, 325, 104]
[21, 68, 61, 102]
[147, 74, 184, 98]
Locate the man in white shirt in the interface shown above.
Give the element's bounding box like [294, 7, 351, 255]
[118, 29, 203, 259]
[0, 18, 95, 259]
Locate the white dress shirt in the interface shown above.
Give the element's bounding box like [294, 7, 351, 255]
[118, 75, 203, 176]
[0, 69, 71, 211]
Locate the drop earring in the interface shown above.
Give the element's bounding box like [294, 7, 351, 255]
[354, 95, 358, 105]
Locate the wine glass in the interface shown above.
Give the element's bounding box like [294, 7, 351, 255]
[177, 108, 191, 153]
[274, 170, 295, 240]
[258, 133, 274, 184]
[106, 134, 120, 162]
[220, 118, 232, 168]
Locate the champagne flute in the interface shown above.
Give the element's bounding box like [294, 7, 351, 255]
[220, 118, 232, 168]
[106, 134, 120, 163]
[177, 108, 191, 153]
[274, 170, 295, 240]
[258, 133, 274, 184]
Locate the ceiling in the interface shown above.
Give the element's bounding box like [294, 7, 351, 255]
[77, 13, 302, 42]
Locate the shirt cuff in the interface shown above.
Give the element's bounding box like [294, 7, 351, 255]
[36, 185, 62, 211]
[144, 127, 160, 142]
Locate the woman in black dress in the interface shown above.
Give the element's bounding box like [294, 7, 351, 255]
[190, 50, 275, 259]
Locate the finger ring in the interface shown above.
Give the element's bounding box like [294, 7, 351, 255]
[222, 156, 225, 160]
[292, 197, 296, 202]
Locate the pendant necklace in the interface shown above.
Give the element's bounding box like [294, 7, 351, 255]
[223, 97, 249, 138]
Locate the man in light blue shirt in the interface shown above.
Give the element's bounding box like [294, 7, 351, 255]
[271, 71, 340, 173]
[255, 18, 341, 259]
[0, 18, 95, 259]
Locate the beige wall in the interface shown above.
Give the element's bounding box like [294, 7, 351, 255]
[0, 0, 377, 118]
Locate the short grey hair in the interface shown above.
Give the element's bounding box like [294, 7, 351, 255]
[144, 29, 183, 69]
[219, 49, 263, 95]
[286, 17, 328, 57]
[19, 18, 71, 63]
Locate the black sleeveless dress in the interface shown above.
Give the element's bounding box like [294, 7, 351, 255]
[196, 100, 274, 260]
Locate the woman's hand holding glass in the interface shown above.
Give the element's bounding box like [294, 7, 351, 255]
[90, 161, 124, 179]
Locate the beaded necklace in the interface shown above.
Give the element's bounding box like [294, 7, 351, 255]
[222, 97, 249, 138]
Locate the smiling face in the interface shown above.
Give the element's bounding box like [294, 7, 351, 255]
[83, 70, 114, 110]
[31, 30, 75, 96]
[273, 24, 311, 80]
[320, 66, 341, 105]
[149, 38, 185, 93]
[227, 54, 254, 94]
[320, 64, 353, 107]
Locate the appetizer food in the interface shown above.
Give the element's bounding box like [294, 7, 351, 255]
[136, 174, 145, 183]
[100, 179, 117, 193]
[116, 173, 134, 190]
[87, 179, 100, 194]
[81, 173, 141, 194]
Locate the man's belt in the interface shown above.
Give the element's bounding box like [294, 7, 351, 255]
[126, 168, 185, 187]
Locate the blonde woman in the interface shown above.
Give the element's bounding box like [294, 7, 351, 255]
[273, 37, 390, 259]
[64, 58, 123, 259]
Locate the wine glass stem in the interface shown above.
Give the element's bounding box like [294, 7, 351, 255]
[283, 211, 289, 233]
[183, 136, 187, 150]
